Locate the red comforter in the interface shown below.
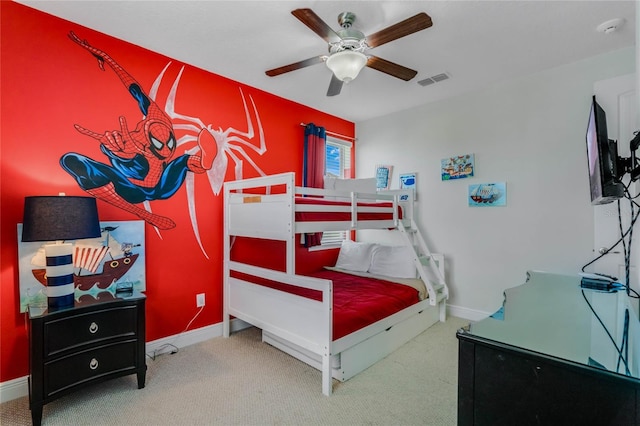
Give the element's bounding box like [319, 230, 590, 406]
[230, 269, 419, 340]
[316, 270, 419, 339]
[295, 197, 401, 222]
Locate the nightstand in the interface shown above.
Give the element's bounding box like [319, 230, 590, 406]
[28, 290, 146, 426]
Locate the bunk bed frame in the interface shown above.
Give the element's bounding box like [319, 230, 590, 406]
[222, 172, 448, 395]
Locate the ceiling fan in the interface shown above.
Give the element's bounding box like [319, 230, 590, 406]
[265, 8, 433, 96]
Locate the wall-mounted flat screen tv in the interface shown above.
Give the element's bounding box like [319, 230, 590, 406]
[585, 95, 624, 205]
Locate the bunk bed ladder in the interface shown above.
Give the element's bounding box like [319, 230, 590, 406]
[398, 219, 449, 317]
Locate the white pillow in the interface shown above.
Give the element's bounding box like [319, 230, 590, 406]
[323, 175, 337, 190]
[333, 177, 377, 194]
[369, 245, 416, 279]
[334, 240, 377, 272]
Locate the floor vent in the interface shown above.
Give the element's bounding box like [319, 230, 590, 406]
[418, 72, 450, 87]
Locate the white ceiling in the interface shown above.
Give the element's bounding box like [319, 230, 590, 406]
[16, 1, 637, 122]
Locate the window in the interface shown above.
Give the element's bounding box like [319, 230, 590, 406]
[325, 137, 352, 179]
[320, 137, 353, 247]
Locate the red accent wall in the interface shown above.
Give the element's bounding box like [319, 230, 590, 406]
[0, 2, 353, 383]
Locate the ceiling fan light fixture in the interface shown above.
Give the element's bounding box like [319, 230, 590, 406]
[326, 50, 367, 82]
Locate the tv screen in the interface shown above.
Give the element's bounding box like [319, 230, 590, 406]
[585, 96, 624, 205]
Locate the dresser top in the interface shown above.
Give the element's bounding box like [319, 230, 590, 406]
[463, 270, 640, 381]
[28, 290, 146, 319]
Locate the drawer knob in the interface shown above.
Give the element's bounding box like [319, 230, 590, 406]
[89, 322, 99, 334]
[89, 358, 99, 370]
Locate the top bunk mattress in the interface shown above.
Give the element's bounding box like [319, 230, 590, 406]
[294, 196, 402, 222]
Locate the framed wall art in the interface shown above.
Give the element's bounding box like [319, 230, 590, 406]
[375, 164, 393, 190]
[468, 182, 506, 207]
[442, 154, 475, 181]
[399, 172, 417, 199]
[17, 220, 146, 311]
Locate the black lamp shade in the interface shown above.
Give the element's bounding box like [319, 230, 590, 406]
[22, 196, 101, 242]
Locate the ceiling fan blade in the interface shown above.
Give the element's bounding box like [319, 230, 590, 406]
[292, 8, 342, 44]
[366, 12, 433, 48]
[265, 55, 325, 77]
[366, 56, 418, 81]
[327, 74, 343, 97]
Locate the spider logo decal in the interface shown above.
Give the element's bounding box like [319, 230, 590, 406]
[158, 63, 268, 256]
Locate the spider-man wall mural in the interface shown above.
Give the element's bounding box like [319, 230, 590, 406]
[61, 32, 267, 258]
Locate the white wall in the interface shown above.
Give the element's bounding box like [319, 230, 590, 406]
[356, 47, 635, 319]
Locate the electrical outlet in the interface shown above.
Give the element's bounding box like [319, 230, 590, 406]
[196, 293, 205, 307]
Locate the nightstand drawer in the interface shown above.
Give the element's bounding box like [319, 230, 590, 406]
[44, 306, 137, 356]
[44, 340, 138, 397]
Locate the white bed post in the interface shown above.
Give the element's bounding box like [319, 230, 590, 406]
[286, 172, 295, 274]
[223, 182, 231, 338]
[322, 279, 333, 396]
[439, 299, 447, 322]
[322, 355, 332, 396]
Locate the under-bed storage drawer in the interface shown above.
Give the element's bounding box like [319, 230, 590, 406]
[336, 305, 440, 381]
[263, 303, 440, 382]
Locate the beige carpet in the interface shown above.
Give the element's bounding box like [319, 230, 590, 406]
[1, 316, 469, 425]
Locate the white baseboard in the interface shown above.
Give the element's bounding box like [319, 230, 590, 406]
[0, 376, 29, 404]
[146, 317, 251, 356]
[446, 303, 492, 322]
[0, 318, 252, 403]
[145, 323, 220, 357]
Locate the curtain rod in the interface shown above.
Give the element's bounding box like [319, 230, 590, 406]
[299, 122, 357, 142]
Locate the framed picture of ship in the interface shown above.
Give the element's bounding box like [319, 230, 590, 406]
[468, 182, 507, 207]
[17, 220, 146, 312]
[441, 154, 475, 181]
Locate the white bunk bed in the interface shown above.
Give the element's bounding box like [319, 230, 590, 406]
[222, 172, 448, 395]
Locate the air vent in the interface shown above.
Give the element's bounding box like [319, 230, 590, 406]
[418, 72, 450, 87]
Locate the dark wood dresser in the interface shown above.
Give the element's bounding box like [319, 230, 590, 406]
[457, 271, 640, 425]
[28, 290, 146, 426]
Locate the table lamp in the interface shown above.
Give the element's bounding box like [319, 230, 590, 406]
[21, 195, 101, 308]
